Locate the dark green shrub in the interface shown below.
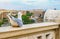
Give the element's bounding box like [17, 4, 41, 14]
[0, 18, 8, 26]
[3, 18, 8, 22]
[22, 15, 30, 24]
[0, 20, 4, 26]
[22, 11, 34, 24]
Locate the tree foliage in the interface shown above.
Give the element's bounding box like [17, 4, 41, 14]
[22, 11, 34, 24]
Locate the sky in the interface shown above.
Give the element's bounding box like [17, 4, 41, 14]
[0, 0, 60, 10]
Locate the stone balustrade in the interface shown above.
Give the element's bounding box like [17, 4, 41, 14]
[0, 22, 60, 39]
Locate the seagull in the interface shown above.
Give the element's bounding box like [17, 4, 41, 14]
[7, 12, 23, 27]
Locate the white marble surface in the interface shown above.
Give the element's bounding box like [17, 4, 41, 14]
[0, 22, 59, 33]
[44, 10, 60, 22]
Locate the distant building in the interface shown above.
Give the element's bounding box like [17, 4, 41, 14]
[28, 9, 44, 22]
[19, 9, 45, 17]
[0, 9, 18, 19]
[19, 9, 45, 22]
[28, 9, 44, 18]
[0, 9, 45, 23]
[0, 9, 9, 19]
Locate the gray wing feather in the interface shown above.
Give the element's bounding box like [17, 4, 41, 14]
[9, 15, 23, 26]
[15, 18, 23, 26]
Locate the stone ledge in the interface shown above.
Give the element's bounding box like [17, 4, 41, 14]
[0, 22, 59, 39]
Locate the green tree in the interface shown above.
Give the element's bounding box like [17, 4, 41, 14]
[0, 20, 4, 26]
[22, 11, 34, 24]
